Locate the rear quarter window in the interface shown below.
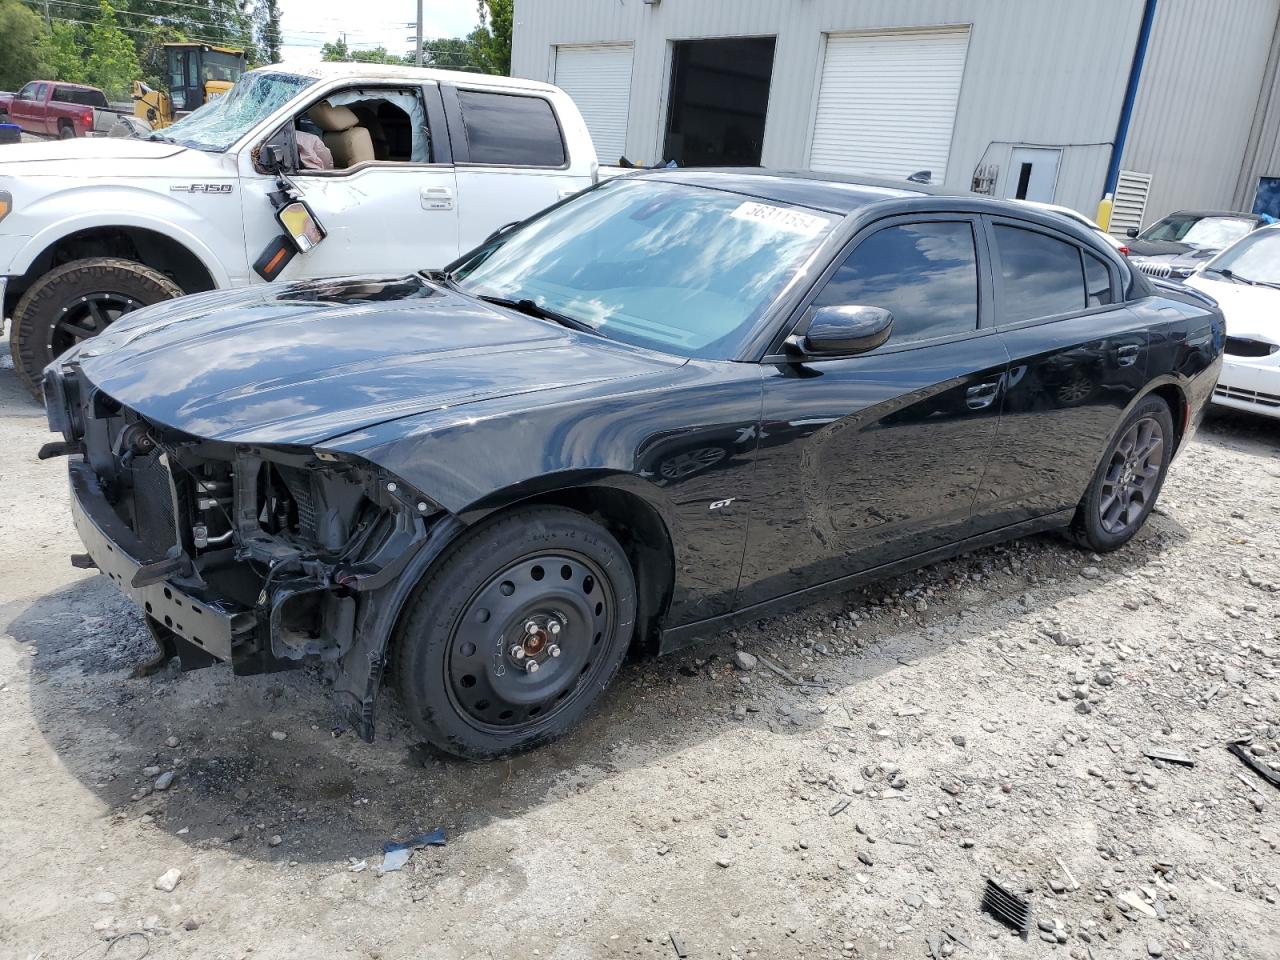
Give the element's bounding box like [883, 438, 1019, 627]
[994, 224, 1088, 322]
[456, 90, 566, 167]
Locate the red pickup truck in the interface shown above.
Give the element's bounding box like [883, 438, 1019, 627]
[0, 81, 109, 139]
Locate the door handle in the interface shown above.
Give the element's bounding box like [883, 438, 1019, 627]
[1116, 343, 1140, 367]
[966, 381, 1000, 410]
[421, 186, 454, 211]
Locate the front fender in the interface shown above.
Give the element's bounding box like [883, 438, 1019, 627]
[9, 183, 234, 285]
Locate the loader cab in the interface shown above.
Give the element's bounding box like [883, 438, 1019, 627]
[166, 43, 246, 113]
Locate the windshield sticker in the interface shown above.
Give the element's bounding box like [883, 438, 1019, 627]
[730, 201, 827, 236]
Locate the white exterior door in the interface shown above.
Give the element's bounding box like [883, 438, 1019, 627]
[554, 44, 633, 164]
[808, 28, 970, 182]
[1003, 147, 1062, 203]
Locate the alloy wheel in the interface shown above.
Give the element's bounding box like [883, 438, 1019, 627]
[47, 292, 140, 357]
[1098, 415, 1164, 535]
[445, 551, 617, 732]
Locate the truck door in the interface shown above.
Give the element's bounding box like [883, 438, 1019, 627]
[239, 82, 460, 285]
[10, 83, 44, 134]
[441, 86, 583, 253]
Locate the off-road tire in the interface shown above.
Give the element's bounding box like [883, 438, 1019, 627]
[1068, 395, 1174, 552]
[9, 257, 183, 399]
[393, 506, 638, 761]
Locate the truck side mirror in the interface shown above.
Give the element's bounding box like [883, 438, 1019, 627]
[262, 143, 286, 173]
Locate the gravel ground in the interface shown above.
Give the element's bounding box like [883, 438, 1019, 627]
[1, 340, 1277, 960]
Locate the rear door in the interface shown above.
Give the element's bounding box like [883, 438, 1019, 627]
[974, 217, 1150, 528]
[443, 85, 585, 254]
[739, 214, 1009, 604]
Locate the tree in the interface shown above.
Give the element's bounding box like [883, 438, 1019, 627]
[469, 0, 511, 75]
[40, 20, 90, 87]
[0, 0, 50, 92]
[84, 0, 141, 99]
[255, 0, 282, 64]
[320, 36, 351, 62]
[422, 36, 479, 72]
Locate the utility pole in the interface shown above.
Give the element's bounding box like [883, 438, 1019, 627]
[43, 0, 52, 30]
[415, 0, 423, 67]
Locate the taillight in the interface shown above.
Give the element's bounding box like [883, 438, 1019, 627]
[82, 108, 93, 127]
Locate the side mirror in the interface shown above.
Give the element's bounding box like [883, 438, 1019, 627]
[788, 305, 894, 359]
[276, 199, 327, 253]
[1126, 227, 1139, 239]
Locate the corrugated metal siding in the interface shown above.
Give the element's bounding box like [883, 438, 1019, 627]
[554, 44, 635, 164]
[1235, 18, 1280, 210]
[1120, 0, 1280, 223]
[512, 0, 1144, 214]
[513, 0, 1280, 219]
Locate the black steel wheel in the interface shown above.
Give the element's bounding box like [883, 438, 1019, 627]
[394, 506, 637, 760]
[1069, 395, 1174, 552]
[9, 257, 183, 398]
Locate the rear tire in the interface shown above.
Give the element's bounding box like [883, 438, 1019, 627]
[393, 506, 637, 761]
[1068, 395, 1174, 552]
[9, 257, 183, 398]
[58, 121, 75, 139]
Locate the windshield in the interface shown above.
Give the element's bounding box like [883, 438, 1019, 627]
[152, 70, 315, 152]
[451, 178, 838, 359]
[1141, 213, 1255, 249]
[1204, 228, 1280, 286]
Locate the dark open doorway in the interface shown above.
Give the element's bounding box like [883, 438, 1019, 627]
[662, 37, 775, 167]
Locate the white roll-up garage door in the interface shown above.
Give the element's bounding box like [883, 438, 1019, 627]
[554, 44, 633, 165]
[808, 28, 970, 182]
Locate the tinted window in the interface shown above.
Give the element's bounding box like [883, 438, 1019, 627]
[815, 222, 979, 346]
[53, 87, 107, 107]
[457, 90, 565, 167]
[995, 225, 1086, 322]
[1084, 252, 1113, 307]
[17, 82, 38, 100]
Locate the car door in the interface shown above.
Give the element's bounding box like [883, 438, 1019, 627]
[239, 82, 460, 284]
[973, 216, 1150, 528]
[442, 85, 583, 254]
[738, 214, 1009, 604]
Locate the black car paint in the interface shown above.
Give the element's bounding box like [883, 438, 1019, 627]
[45, 170, 1224, 739]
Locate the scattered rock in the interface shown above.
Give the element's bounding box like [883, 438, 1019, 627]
[153, 770, 175, 791]
[270, 730, 288, 741]
[154, 868, 183, 892]
[732, 650, 758, 671]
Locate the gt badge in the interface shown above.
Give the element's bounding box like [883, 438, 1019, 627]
[709, 498, 736, 510]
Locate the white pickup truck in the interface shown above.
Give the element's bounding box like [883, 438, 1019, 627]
[0, 62, 600, 395]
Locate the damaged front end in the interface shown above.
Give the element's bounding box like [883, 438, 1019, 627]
[42, 362, 462, 739]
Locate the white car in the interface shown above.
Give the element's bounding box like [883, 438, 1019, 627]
[1185, 225, 1280, 419]
[0, 61, 600, 395]
[1017, 201, 1127, 254]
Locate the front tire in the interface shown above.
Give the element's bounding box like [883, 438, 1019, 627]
[393, 506, 637, 760]
[9, 257, 183, 398]
[1068, 395, 1174, 552]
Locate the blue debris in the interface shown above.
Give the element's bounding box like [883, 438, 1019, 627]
[379, 827, 446, 872]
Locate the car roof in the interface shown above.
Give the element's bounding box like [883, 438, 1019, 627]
[1163, 209, 1266, 222]
[270, 60, 562, 95]
[634, 168, 950, 215]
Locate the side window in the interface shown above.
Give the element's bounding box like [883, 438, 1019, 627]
[456, 90, 566, 167]
[17, 82, 38, 101]
[814, 221, 980, 347]
[52, 87, 72, 104]
[994, 224, 1087, 322]
[1084, 252, 1114, 307]
[299, 87, 432, 172]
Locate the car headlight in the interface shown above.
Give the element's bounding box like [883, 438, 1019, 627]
[0, 190, 11, 224]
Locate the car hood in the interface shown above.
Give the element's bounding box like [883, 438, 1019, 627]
[68, 275, 685, 444]
[0, 137, 190, 172]
[1127, 238, 1194, 257]
[1185, 275, 1280, 340]
[1129, 244, 1219, 270]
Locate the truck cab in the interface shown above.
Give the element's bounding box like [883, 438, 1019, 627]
[0, 62, 599, 396]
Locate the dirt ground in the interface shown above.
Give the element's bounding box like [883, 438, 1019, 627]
[1, 340, 1277, 960]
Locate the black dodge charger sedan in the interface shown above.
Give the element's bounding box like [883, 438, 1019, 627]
[41, 170, 1223, 759]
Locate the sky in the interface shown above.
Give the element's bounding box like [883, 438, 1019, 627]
[276, 0, 482, 63]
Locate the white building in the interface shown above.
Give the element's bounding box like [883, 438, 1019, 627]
[511, 0, 1280, 232]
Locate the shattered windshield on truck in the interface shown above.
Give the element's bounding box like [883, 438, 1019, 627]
[151, 71, 316, 152]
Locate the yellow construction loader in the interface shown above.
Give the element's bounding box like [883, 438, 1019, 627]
[133, 42, 246, 129]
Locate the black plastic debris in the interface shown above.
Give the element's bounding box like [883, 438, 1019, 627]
[981, 879, 1030, 936]
[1228, 743, 1280, 790]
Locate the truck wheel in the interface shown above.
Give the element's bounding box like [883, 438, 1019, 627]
[58, 121, 75, 139]
[9, 257, 183, 398]
[393, 506, 637, 761]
